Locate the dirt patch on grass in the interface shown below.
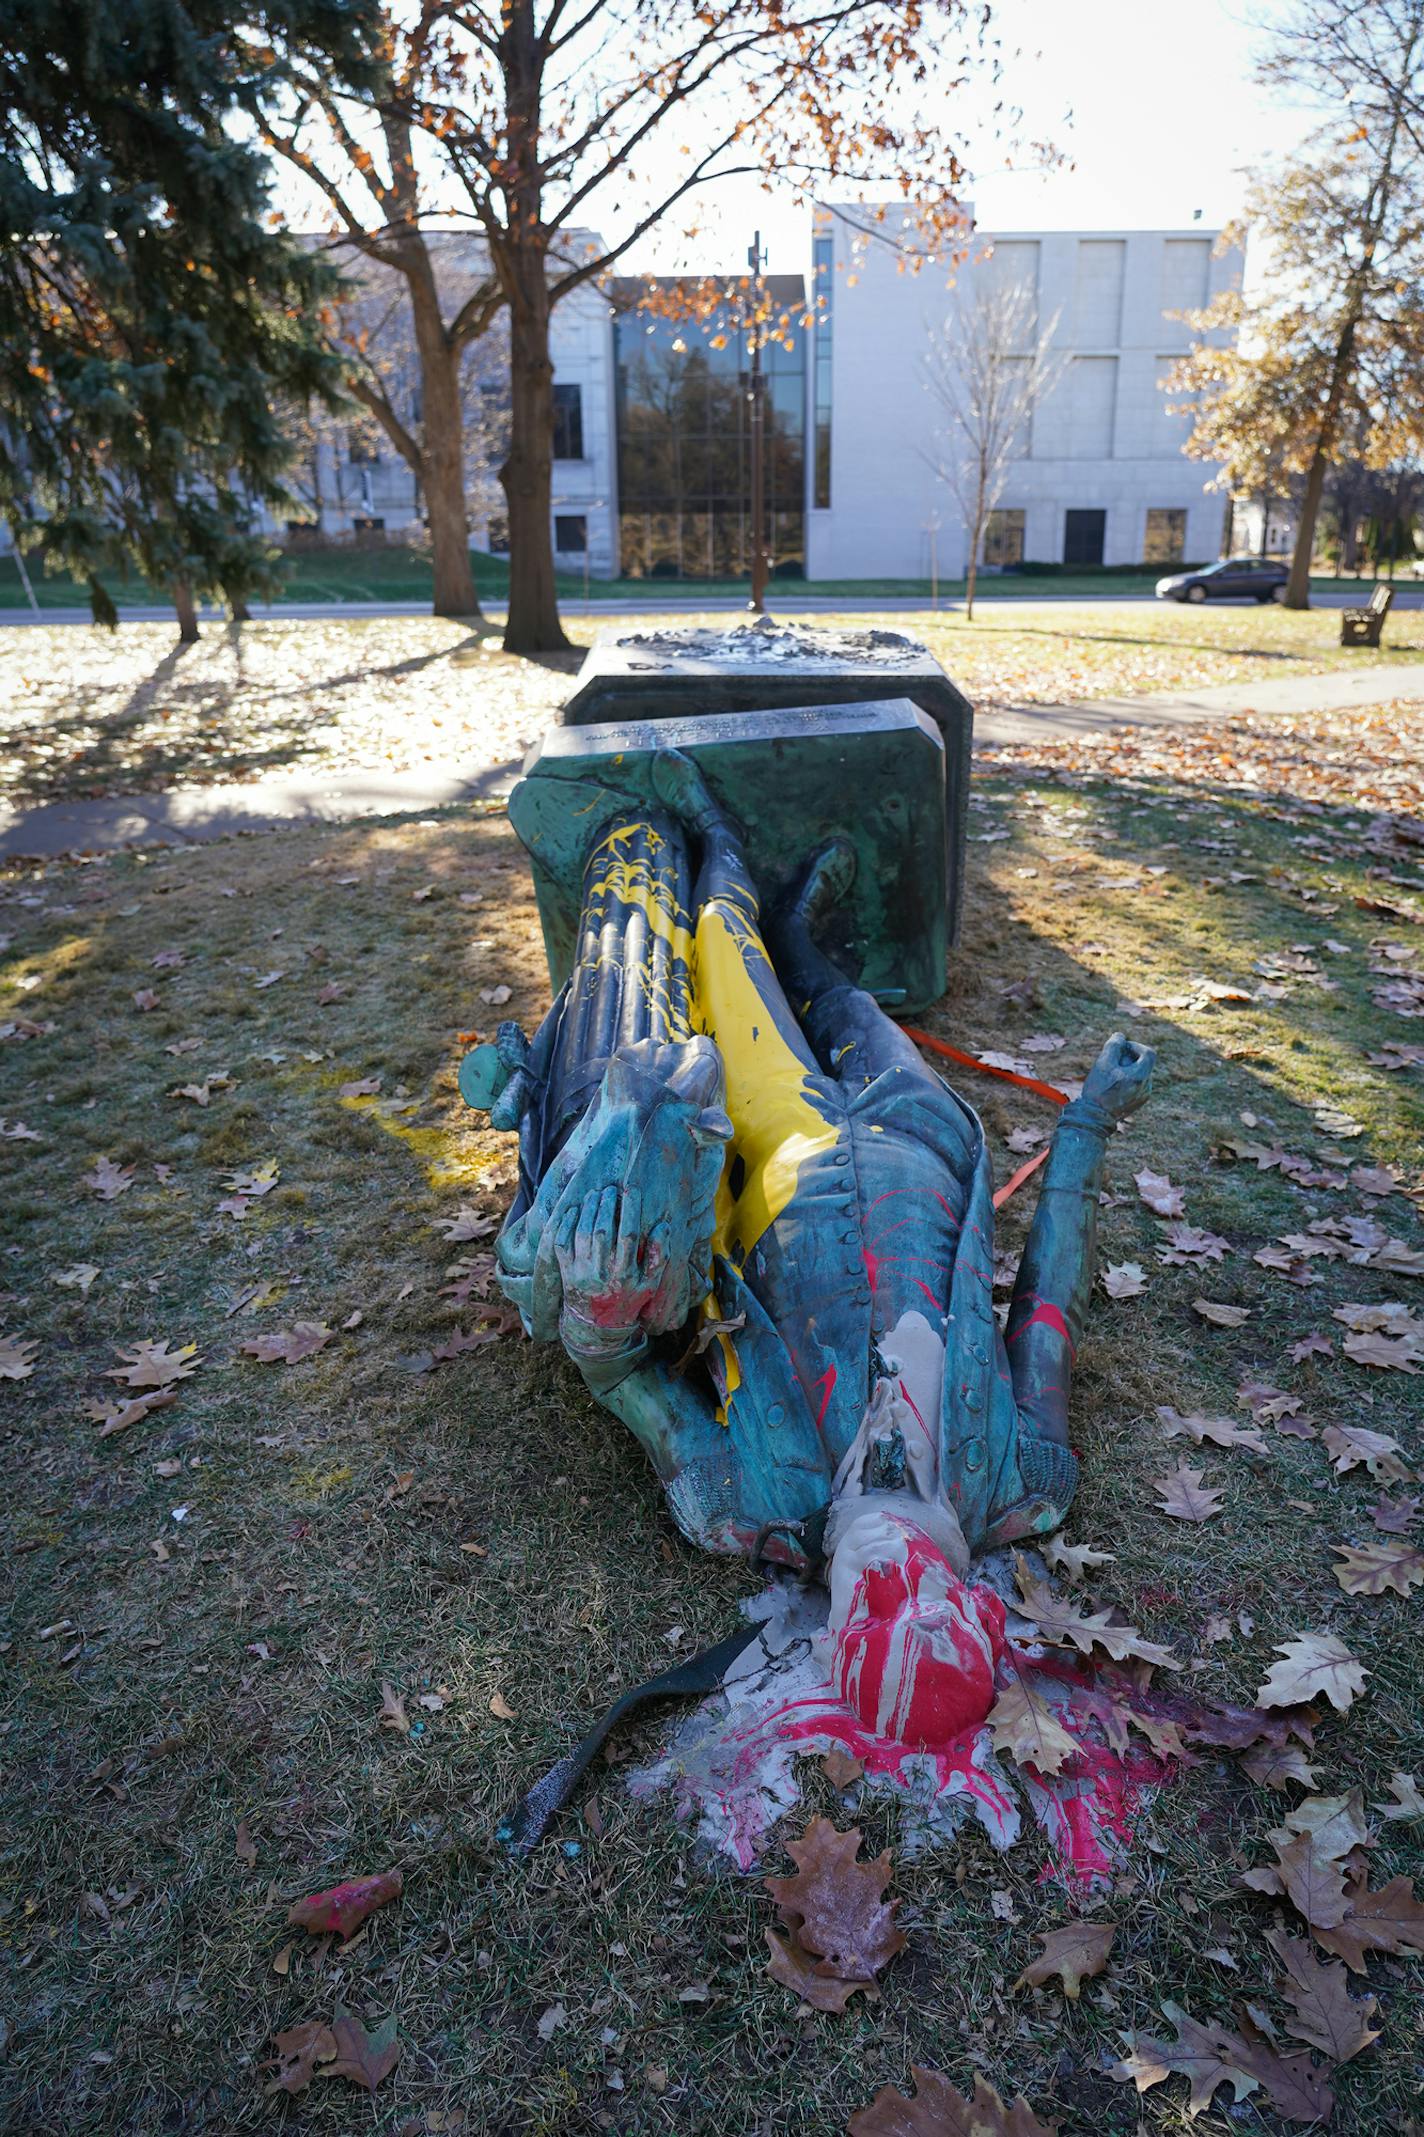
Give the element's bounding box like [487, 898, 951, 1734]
[2, 721, 1422, 2130]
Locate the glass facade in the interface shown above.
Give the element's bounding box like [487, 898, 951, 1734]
[613, 284, 806, 580]
[811, 234, 833, 509]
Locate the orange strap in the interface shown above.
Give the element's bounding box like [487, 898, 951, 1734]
[897, 1023, 1067, 1209]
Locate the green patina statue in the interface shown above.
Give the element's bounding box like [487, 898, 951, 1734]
[469, 749, 1153, 1759]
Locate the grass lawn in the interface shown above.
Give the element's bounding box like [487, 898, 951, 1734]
[4, 604, 1424, 813]
[3, 699, 1422, 2132]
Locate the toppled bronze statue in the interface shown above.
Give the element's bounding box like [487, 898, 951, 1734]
[469, 748, 1152, 1762]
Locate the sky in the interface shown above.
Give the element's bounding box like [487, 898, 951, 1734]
[627, 0, 1317, 277]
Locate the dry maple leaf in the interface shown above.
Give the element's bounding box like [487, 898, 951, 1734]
[104, 1339, 201, 1390]
[239, 1322, 333, 1366]
[0, 1334, 39, 1380]
[1268, 1929, 1380, 2062]
[1101, 1261, 1147, 1300]
[1157, 1406, 1268, 1456]
[848, 2065, 1060, 2137]
[1153, 1461, 1226, 1521]
[1192, 1297, 1250, 1327]
[83, 1156, 135, 1200]
[1135, 1167, 1185, 1217]
[378, 1681, 409, 1734]
[1158, 1222, 1231, 1266]
[1041, 1535, 1114, 1584]
[1012, 1560, 1180, 1669]
[287, 1869, 403, 1941]
[1014, 1921, 1115, 2001]
[1332, 1539, 1424, 1597]
[1322, 1424, 1413, 1482]
[764, 1817, 905, 1995]
[1256, 1633, 1367, 1714]
[821, 1748, 864, 1789]
[984, 1674, 1080, 1779]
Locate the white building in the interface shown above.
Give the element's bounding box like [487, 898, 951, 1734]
[804, 204, 1242, 580]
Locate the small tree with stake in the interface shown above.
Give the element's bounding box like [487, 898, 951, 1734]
[921, 275, 1063, 621]
[0, 0, 375, 638]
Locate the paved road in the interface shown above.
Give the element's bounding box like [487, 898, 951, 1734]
[4, 661, 1422, 861]
[2, 589, 1421, 625]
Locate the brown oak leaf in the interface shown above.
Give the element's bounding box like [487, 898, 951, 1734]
[1157, 1406, 1268, 1455]
[849, 2065, 1060, 2136]
[1371, 1493, 1421, 1533]
[1269, 1928, 1379, 2061]
[83, 1156, 135, 1200]
[84, 1388, 177, 1438]
[104, 1339, 201, 1390]
[764, 1818, 905, 1993]
[1153, 1461, 1226, 1521]
[1312, 1870, 1424, 1972]
[1240, 1743, 1318, 1792]
[985, 1673, 1080, 1779]
[1192, 1297, 1250, 1327]
[1331, 1539, 1424, 1597]
[1041, 1536, 1115, 1584]
[1135, 1167, 1185, 1216]
[265, 2020, 336, 2096]
[239, 1322, 333, 1366]
[1255, 1634, 1367, 1714]
[764, 1926, 864, 2014]
[1101, 1261, 1147, 1299]
[1322, 1425, 1412, 1482]
[1111, 2000, 1334, 2124]
[1012, 1560, 1179, 1669]
[0, 1334, 40, 1380]
[316, 2012, 400, 2093]
[1013, 1921, 1116, 2000]
[287, 1869, 403, 1941]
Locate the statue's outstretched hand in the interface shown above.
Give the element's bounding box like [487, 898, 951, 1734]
[1077, 1032, 1154, 1124]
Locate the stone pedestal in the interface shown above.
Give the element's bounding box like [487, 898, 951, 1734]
[560, 620, 973, 944]
[510, 698, 949, 1014]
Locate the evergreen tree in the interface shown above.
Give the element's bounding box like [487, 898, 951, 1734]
[0, 0, 377, 636]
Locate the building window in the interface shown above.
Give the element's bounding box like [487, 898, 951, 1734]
[1143, 507, 1187, 565]
[555, 513, 588, 553]
[983, 509, 1025, 567]
[552, 383, 584, 460]
[812, 232, 833, 509]
[1063, 508, 1106, 566]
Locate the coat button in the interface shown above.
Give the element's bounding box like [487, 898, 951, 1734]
[964, 1436, 986, 1471]
[767, 1403, 784, 1427]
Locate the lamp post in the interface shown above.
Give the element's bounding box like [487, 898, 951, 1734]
[746, 231, 768, 615]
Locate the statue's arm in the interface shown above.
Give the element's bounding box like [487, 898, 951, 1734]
[1004, 1034, 1153, 1446]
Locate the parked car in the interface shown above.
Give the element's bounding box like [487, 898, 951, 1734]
[1155, 557, 1289, 604]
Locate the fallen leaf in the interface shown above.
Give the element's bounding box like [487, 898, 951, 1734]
[1341, 1329, 1421, 1373]
[1013, 1560, 1179, 1668]
[151, 947, 185, 969]
[0, 1333, 40, 1379]
[435, 1207, 498, 1243]
[339, 1076, 382, 1098]
[1014, 1921, 1116, 2000]
[1331, 1539, 1424, 1597]
[1153, 1462, 1226, 1522]
[0, 1116, 40, 1141]
[1041, 1536, 1115, 1584]
[821, 1749, 864, 1789]
[265, 2020, 337, 2097]
[83, 1156, 135, 1200]
[132, 988, 160, 1012]
[169, 1075, 233, 1107]
[235, 1820, 257, 1867]
[1289, 1332, 1334, 1363]
[1135, 1168, 1185, 1217]
[489, 1690, 515, 1720]
[239, 1322, 333, 1366]
[536, 2002, 567, 2040]
[1241, 1792, 1372, 1928]
[849, 2066, 1060, 2136]
[105, 1339, 201, 1390]
[287, 1869, 403, 1940]
[1256, 1633, 1367, 1714]
[764, 1927, 864, 2013]
[479, 983, 512, 1006]
[1376, 1771, 1424, 1820]
[378, 1682, 409, 1734]
[1322, 1424, 1412, 1482]
[84, 1388, 177, 1438]
[222, 1161, 280, 1198]
[1241, 1744, 1319, 1792]
[764, 1817, 905, 2003]
[1192, 1298, 1250, 1327]
[1313, 1869, 1424, 1972]
[1269, 1928, 1379, 2061]
[1110, 1998, 1334, 2124]
[315, 981, 346, 1005]
[53, 1263, 99, 1294]
[985, 1673, 1081, 1779]
[1158, 1222, 1232, 1266]
[1102, 1261, 1148, 1299]
[1157, 1407, 1267, 1455]
[316, 2011, 400, 2093]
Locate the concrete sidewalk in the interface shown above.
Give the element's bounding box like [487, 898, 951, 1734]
[3, 661, 1421, 860]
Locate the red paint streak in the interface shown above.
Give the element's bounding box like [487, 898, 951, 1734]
[909, 1277, 942, 1310]
[1007, 1297, 1075, 1354]
[862, 1245, 881, 1296]
[812, 1365, 837, 1431]
[897, 1381, 928, 1433]
[866, 1185, 964, 1226]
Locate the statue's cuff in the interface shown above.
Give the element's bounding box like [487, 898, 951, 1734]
[559, 1302, 646, 1365]
[1058, 1096, 1115, 1140]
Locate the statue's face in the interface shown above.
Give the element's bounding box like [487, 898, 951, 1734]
[827, 1504, 1005, 1750]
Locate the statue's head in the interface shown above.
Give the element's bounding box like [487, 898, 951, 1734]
[498, 1035, 733, 1341]
[825, 1499, 1005, 1749]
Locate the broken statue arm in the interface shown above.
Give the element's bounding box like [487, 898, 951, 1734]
[1003, 1032, 1154, 1447]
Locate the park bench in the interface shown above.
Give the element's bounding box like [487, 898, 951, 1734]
[1341, 582, 1393, 647]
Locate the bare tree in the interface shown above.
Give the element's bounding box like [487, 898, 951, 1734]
[921, 276, 1063, 620]
[249, 2, 1016, 652]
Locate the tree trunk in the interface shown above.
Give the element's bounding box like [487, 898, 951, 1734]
[174, 582, 200, 642]
[502, 288, 570, 653]
[227, 590, 251, 623]
[1285, 448, 1329, 609]
[964, 547, 977, 622]
[406, 270, 483, 620]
